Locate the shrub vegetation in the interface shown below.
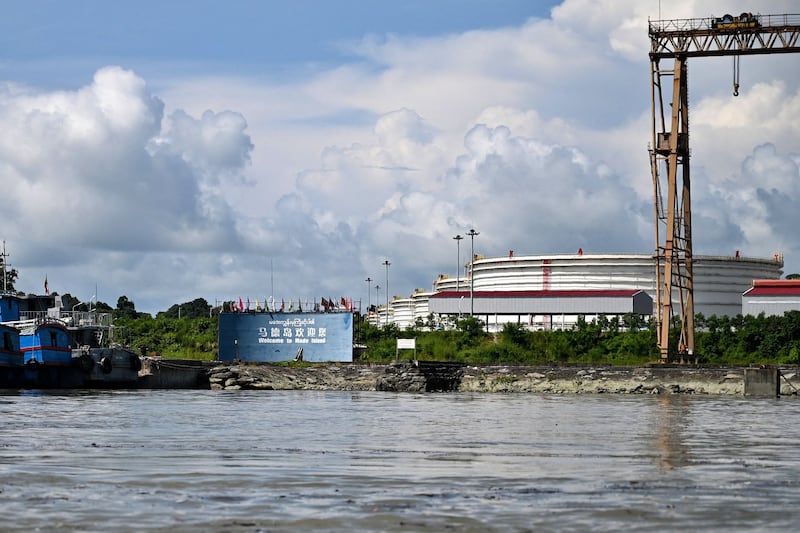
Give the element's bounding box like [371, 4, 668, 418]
[104, 299, 800, 366]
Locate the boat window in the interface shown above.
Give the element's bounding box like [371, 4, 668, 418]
[50, 331, 58, 346]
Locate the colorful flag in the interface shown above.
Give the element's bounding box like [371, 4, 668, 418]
[298, 298, 302, 312]
[44, 275, 49, 295]
[246, 297, 250, 311]
[255, 298, 261, 311]
[280, 298, 285, 312]
[239, 297, 244, 311]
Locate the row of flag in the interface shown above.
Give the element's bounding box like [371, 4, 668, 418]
[228, 296, 356, 313]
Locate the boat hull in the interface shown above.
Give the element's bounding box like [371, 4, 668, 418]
[75, 347, 142, 385]
[21, 362, 85, 388]
[0, 355, 24, 388]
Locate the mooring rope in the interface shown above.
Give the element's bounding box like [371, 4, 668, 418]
[779, 370, 799, 394]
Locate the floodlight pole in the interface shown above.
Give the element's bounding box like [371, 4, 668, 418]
[453, 235, 463, 297]
[383, 260, 391, 327]
[467, 229, 479, 317]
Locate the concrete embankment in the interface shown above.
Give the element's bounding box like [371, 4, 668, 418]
[200, 362, 800, 396]
[139, 358, 216, 389]
[207, 363, 383, 391]
[460, 365, 783, 395]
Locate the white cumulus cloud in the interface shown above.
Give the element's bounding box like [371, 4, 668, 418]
[4, 0, 800, 311]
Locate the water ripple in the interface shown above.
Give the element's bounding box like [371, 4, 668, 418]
[1, 390, 800, 531]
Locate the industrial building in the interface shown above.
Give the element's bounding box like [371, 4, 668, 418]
[372, 252, 784, 331]
[429, 289, 653, 331]
[742, 280, 800, 317]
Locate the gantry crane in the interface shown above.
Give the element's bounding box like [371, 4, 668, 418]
[649, 13, 800, 363]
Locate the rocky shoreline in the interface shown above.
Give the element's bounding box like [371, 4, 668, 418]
[205, 362, 800, 396]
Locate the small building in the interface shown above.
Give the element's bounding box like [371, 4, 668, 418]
[428, 289, 652, 331]
[742, 279, 800, 317]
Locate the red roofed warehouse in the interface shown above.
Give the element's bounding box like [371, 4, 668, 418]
[743, 280, 800, 317]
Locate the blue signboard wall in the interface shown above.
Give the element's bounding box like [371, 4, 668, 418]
[218, 312, 353, 362]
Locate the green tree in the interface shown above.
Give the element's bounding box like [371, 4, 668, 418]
[59, 293, 80, 311]
[425, 313, 437, 330]
[382, 323, 400, 338]
[571, 316, 603, 356]
[0, 259, 18, 292]
[158, 298, 212, 319]
[95, 300, 113, 312]
[456, 316, 487, 349]
[500, 322, 529, 348]
[114, 314, 218, 360]
[115, 295, 139, 319]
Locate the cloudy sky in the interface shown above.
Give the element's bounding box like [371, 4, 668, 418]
[1, 0, 798, 314]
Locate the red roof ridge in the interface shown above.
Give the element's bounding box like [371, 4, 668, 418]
[752, 279, 800, 287]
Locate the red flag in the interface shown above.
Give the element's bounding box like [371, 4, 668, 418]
[239, 297, 244, 311]
[44, 275, 49, 295]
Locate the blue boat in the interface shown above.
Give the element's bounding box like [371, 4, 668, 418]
[19, 321, 72, 366]
[0, 323, 24, 387]
[1, 291, 141, 387]
[18, 320, 83, 387]
[0, 323, 22, 366]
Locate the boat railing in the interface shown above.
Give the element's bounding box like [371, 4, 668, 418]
[2, 318, 42, 330]
[3, 317, 68, 333]
[18, 310, 113, 328]
[63, 310, 113, 328]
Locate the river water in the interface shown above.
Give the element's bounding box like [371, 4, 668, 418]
[1, 390, 799, 532]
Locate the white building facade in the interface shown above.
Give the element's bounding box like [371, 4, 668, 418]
[380, 252, 784, 330]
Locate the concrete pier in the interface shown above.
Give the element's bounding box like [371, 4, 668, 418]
[743, 367, 780, 397]
[138, 358, 212, 389]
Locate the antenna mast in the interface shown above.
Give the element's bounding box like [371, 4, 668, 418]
[1, 240, 8, 293]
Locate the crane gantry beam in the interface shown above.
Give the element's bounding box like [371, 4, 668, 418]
[649, 13, 800, 363]
[650, 13, 800, 58]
